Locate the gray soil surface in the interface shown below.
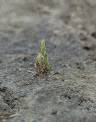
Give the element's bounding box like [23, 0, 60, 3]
[1, 0, 96, 122]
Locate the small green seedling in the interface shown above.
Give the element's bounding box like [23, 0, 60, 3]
[35, 40, 51, 75]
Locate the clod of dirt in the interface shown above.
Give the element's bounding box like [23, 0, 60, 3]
[91, 32, 96, 39]
[0, 86, 21, 113]
[51, 109, 58, 115]
[79, 33, 88, 42]
[0, 60, 2, 63]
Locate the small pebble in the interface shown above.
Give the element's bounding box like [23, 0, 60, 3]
[51, 109, 57, 115]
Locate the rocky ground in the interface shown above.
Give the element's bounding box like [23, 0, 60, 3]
[0, 0, 96, 122]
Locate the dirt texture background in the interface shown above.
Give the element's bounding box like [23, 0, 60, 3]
[0, 0, 96, 122]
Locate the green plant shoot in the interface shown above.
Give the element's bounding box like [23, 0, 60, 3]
[35, 40, 51, 74]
